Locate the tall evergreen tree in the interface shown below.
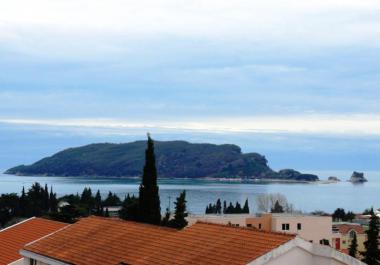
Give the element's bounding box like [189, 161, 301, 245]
[223, 200, 227, 214]
[349, 232, 358, 258]
[169, 190, 188, 229]
[243, 199, 250, 214]
[19, 186, 27, 216]
[94, 190, 102, 215]
[362, 208, 380, 264]
[138, 134, 161, 224]
[216, 199, 222, 214]
[49, 186, 58, 213]
[43, 184, 49, 211]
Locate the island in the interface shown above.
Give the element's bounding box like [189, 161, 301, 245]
[349, 171, 367, 183]
[5, 140, 319, 182]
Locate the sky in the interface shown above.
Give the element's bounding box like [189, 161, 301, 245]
[0, 0, 380, 172]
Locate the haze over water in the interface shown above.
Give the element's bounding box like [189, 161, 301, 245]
[1, 170, 378, 214]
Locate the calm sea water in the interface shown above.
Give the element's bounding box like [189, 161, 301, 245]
[0, 170, 379, 214]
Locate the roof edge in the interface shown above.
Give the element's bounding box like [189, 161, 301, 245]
[0, 217, 36, 232]
[247, 236, 366, 265]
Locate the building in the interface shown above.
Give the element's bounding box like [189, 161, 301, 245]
[189, 213, 333, 244]
[247, 213, 333, 244]
[187, 213, 250, 227]
[0, 217, 67, 265]
[332, 223, 367, 256]
[20, 216, 364, 265]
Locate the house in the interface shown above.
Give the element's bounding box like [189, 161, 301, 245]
[189, 212, 333, 245]
[246, 213, 333, 245]
[104, 206, 122, 217]
[0, 217, 67, 265]
[332, 223, 367, 256]
[20, 216, 364, 265]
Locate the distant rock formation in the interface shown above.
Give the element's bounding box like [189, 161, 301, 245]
[349, 171, 367, 183]
[328, 176, 340, 182]
[277, 169, 319, 181]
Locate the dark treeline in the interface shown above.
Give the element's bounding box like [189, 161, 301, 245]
[0, 183, 126, 227]
[332, 208, 356, 222]
[0, 183, 58, 227]
[205, 198, 249, 214]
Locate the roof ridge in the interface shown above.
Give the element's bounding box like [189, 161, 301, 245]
[83, 216, 178, 231]
[24, 222, 71, 247]
[0, 217, 36, 233]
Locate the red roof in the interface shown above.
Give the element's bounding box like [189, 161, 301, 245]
[334, 224, 365, 234]
[24, 216, 295, 265]
[0, 217, 67, 265]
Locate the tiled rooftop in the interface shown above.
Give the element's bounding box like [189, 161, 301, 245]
[0, 217, 67, 265]
[333, 223, 365, 234]
[24, 216, 295, 265]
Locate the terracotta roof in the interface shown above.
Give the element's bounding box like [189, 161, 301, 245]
[23, 216, 295, 265]
[334, 224, 365, 234]
[0, 217, 67, 265]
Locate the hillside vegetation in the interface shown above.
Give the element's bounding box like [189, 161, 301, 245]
[5, 140, 318, 181]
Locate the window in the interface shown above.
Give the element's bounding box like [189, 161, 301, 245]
[259, 223, 262, 229]
[29, 259, 37, 265]
[282, 223, 290, 231]
[247, 224, 252, 227]
[349, 230, 356, 239]
[297, 223, 302, 230]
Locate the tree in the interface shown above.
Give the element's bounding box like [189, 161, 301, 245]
[362, 208, 380, 264]
[216, 199, 222, 214]
[256, 193, 292, 213]
[271, 200, 284, 213]
[223, 200, 227, 214]
[119, 194, 139, 221]
[349, 232, 358, 258]
[94, 190, 102, 215]
[138, 134, 161, 225]
[332, 208, 346, 222]
[161, 208, 171, 226]
[19, 187, 27, 216]
[105, 207, 110, 217]
[168, 190, 188, 229]
[49, 186, 58, 213]
[43, 184, 49, 211]
[243, 199, 250, 214]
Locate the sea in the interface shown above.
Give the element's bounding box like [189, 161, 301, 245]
[0, 170, 379, 214]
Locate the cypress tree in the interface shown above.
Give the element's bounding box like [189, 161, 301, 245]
[349, 232, 358, 258]
[362, 208, 380, 264]
[223, 200, 227, 214]
[49, 186, 58, 213]
[216, 199, 222, 214]
[243, 199, 250, 214]
[138, 134, 161, 224]
[95, 190, 102, 215]
[44, 184, 49, 211]
[169, 190, 188, 229]
[19, 186, 27, 217]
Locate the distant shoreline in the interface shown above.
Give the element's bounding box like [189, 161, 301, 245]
[4, 173, 328, 184]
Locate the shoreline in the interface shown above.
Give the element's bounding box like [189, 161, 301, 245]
[3, 173, 330, 184]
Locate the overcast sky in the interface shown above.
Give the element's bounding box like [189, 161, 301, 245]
[1, 0, 380, 171]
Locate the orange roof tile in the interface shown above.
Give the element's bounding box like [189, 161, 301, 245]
[24, 216, 295, 265]
[0, 217, 67, 265]
[334, 224, 365, 234]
